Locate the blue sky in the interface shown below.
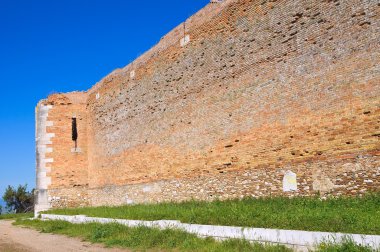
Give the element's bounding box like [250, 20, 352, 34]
[0, 0, 209, 205]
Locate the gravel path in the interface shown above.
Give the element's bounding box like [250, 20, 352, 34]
[0, 220, 129, 252]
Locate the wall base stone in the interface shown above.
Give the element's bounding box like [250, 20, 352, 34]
[48, 187, 90, 209]
[69, 155, 380, 207]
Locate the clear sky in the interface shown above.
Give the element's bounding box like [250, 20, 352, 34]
[0, 0, 209, 204]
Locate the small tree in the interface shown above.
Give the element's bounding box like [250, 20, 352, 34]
[0, 205, 2, 215]
[2, 185, 34, 213]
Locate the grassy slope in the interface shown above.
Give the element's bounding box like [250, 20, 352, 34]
[14, 219, 376, 252]
[0, 212, 33, 220]
[45, 194, 380, 235]
[14, 219, 291, 252]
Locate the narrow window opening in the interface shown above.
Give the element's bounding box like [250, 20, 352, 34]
[72, 117, 78, 150]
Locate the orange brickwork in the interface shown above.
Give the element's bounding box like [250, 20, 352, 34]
[35, 0, 379, 209]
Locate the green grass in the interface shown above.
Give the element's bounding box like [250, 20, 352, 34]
[316, 237, 377, 252]
[0, 212, 33, 220]
[45, 193, 380, 235]
[14, 219, 291, 252]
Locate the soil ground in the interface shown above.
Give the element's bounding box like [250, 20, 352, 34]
[0, 220, 129, 252]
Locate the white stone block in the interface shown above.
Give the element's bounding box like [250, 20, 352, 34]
[37, 172, 47, 178]
[46, 133, 55, 138]
[126, 199, 134, 205]
[143, 186, 152, 192]
[44, 158, 54, 163]
[46, 121, 54, 127]
[180, 35, 190, 47]
[71, 148, 82, 153]
[283, 170, 297, 192]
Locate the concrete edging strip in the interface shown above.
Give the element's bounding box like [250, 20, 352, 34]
[40, 214, 380, 249]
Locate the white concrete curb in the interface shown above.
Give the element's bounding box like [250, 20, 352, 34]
[40, 214, 380, 250]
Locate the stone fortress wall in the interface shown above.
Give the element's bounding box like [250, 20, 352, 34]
[35, 0, 380, 211]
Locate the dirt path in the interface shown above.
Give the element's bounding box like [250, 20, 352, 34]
[0, 220, 129, 252]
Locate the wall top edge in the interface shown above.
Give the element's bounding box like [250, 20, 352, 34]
[37, 0, 236, 103]
[39, 91, 88, 106]
[87, 0, 237, 95]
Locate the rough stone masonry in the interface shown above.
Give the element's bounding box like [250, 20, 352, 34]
[35, 0, 380, 212]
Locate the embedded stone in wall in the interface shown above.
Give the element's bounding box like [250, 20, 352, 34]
[126, 199, 134, 204]
[130, 70, 135, 79]
[71, 147, 82, 153]
[283, 170, 297, 192]
[143, 185, 152, 192]
[312, 170, 335, 193]
[180, 35, 190, 47]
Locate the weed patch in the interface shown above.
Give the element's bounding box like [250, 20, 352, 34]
[316, 237, 376, 252]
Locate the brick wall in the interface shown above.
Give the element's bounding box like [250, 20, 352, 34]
[36, 93, 90, 209]
[36, 0, 380, 209]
